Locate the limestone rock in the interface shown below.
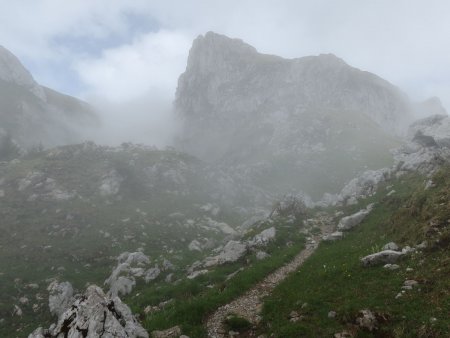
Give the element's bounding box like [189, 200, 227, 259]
[187, 269, 208, 279]
[105, 251, 153, 296]
[323, 231, 343, 241]
[356, 309, 378, 331]
[145, 266, 161, 282]
[47, 281, 74, 318]
[249, 227, 276, 246]
[204, 240, 247, 267]
[383, 264, 400, 270]
[338, 204, 374, 231]
[255, 251, 270, 260]
[383, 242, 399, 251]
[28, 285, 148, 338]
[188, 239, 202, 252]
[361, 250, 404, 266]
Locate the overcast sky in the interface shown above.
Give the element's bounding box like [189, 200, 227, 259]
[1, 0, 449, 143]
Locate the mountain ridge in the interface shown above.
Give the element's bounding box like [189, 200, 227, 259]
[0, 46, 98, 152]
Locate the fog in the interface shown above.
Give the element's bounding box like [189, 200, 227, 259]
[1, 1, 449, 147]
[86, 94, 179, 147]
[1, 2, 450, 337]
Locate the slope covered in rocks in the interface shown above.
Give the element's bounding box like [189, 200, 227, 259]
[0, 142, 271, 336]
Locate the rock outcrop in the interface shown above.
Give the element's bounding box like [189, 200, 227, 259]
[203, 240, 247, 267]
[105, 251, 162, 297]
[361, 250, 404, 266]
[337, 204, 374, 231]
[0, 45, 98, 150]
[28, 285, 148, 338]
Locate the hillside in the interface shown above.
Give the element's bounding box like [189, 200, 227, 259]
[0, 46, 98, 153]
[0, 32, 448, 338]
[12, 115, 449, 338]
[0, 142, 270, 336]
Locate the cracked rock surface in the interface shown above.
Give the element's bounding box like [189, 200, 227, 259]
[28, 285, 148, 338]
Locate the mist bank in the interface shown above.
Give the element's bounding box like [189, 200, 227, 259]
[85, 93, 179, 148]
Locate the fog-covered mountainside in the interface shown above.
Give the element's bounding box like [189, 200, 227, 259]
[0, 142, 271, 335]
[0, 46, 98, 151]
[175, 32, 422, 197]
[0, 30, 449, 338]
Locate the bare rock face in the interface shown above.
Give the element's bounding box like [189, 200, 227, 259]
[175, 32, 413, 197]
[28, 285, 148, 338]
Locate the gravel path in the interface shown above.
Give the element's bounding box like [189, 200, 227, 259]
[206, 222, 333, 337]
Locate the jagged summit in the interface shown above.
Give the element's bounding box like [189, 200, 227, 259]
[175, 32, 413, 196]
[0, 45, 98, 150]
[177, 32, 412, 136]
[0, 45, 46, 100]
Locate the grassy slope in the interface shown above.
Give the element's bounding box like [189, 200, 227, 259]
[131, 218, 306, 337]
[260, 169, 450, 337]
[0, 145, 242, 337]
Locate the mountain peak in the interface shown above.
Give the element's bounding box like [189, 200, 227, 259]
[195, 31, 258, 54]
[0, 45, 46, 101]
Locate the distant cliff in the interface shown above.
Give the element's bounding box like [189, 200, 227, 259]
[0, 45, 98, 150]
[175, 32, 419, 197]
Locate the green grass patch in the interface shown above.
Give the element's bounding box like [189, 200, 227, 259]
[134, 219, 306, 337]
[260, 170, 450, 337]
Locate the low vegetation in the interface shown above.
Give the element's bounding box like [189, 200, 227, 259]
[259, 169, 450, 337]
[132, 217, 306, 337]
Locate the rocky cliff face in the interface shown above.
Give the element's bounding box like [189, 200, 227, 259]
[175, 32, 417, 197]
[0, 46, 98, 150]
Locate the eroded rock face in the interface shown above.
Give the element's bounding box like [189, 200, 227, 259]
[28, 285, 148, 338]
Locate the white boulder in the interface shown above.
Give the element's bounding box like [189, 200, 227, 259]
[338, 204, 374, 231]
[361, 250, 404, 267]
[249, 227, 276, 246]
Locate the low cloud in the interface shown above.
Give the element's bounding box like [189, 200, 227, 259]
[75, 30, 190, 102]
[1, 0, 449, 147]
